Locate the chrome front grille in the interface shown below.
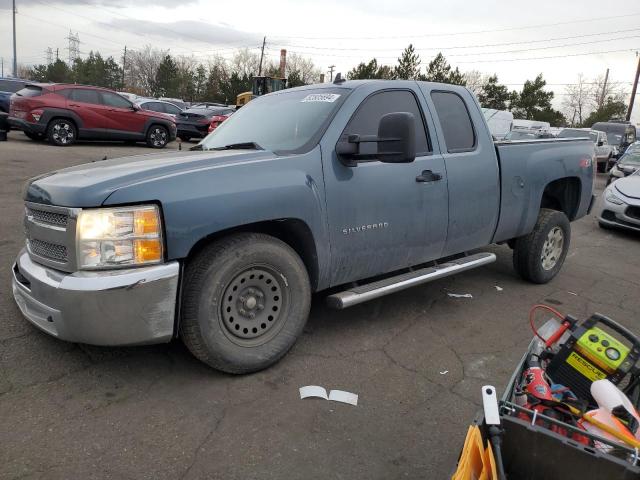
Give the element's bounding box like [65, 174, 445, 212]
[24, 202, 80, 272]
[28, 238, 68, 261]
[27, 207, 69, 227]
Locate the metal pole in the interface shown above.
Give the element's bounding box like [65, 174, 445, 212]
[599, 68, 609, 109]
[328, 65, 335, 82]
[626, 54, 640, 121]
[12, 0, 18, 77]
[122, 45, 126, 88]
[258, 36, 266, 77]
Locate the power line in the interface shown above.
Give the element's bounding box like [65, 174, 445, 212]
[269, 12, 640, 41]
[278, 28, 640, 52]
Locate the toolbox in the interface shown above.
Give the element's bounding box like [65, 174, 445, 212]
[456, 314, 640, 480]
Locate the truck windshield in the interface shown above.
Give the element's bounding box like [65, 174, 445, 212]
[200, 88, 349, 153]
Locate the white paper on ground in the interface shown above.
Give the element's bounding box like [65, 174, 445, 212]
[495, 286, 504, 291]
[447, 293, 473, 298]
[299, 385, 328, 400]
[328, 390, 358, 406]
[440, 370, 449, 375]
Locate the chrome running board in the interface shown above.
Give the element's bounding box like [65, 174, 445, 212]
[326, 252, 496, 309]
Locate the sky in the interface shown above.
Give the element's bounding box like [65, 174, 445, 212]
[0, 0, 638, 122]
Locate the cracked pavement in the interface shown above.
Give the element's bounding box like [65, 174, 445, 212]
[1, 132, 639, 479]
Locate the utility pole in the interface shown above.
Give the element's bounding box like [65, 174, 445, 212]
[1, 57, 4, 77]
[599, 68, 609, 109]
[328, 65, 335, 82]
[121, 45, 127, 88]
[258, 36, 266, 76]
[56, 48, 59, 61]
[626, 53, 640, 121]
[12, 0, 18, 77]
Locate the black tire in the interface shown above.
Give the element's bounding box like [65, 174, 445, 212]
[146, 124, 169, 148]
[24, 131, 43, 141]
[180, 233, 311, 374]
[605, 177, 612, 187]
[47, 118, 77, 146]
[513, 208, 571, 284]
[598, 221, 613, 230]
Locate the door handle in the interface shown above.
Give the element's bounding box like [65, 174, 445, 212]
[416, 170, 442, 183]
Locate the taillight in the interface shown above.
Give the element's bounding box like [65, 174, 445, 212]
[29, 109, 44, 122]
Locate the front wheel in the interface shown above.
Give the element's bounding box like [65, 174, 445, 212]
[180, 233, 311, 374]
[47, 119, 77, 146]
[146, 125, 169, 148]
[513, 209, 571, 284]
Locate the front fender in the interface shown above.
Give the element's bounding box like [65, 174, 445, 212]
[102, 147, 331, 288]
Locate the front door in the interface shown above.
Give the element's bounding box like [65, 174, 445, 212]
[100, 91, 147, 137]
[67, 88, 109, 135]
[322, 87, 449, 287]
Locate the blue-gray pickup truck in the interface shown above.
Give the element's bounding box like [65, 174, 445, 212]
[12, 79, 596, 373]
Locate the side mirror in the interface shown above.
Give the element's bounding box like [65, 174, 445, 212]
[597, 141, 604, 146]
[131, 103, 140, 111]
[335, 112, 416, 166]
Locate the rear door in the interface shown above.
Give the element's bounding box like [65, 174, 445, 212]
[101, 91, 147, 136]
[67, 88, 109, 135]
[419, 86, 500, 257]
[321, 85, 449, 286]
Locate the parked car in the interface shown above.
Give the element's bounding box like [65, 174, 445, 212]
[176, 106, 235, 141]
[207, 111, 232, 133]
[599, 170, 640, 232]
[504, 129, 555, 140]
[592, 121, 637, 158]
[0, 78, 27, 113]
[12, 80, 595, 374]
[558, 128, 615, 171]
[138, 99, 183, 118]
[159, 97, 188, 110]
[8, 83, 176, 147]
[191, 102, 231, 109]
[608, 145, 640, 185]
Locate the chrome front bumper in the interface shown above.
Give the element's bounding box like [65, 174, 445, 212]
[12, 248, 180, 346]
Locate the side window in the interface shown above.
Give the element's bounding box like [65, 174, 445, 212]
[343, 90, 430, 156]
[164, 103, 181, 115]
[70, 89, 101, 105]
[142, 102, 162, 112]
[431, 91, 476, 152]
[101, 92, 133, 109]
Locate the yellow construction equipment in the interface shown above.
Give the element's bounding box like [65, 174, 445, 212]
[236, 76, 287, 108]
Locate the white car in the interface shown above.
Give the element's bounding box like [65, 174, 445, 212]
[558, 128, 615, 171]
[599, 171, 640, 232]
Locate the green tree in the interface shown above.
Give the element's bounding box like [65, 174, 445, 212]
[422, 53, 465, 85]
[287, 70, 305, 88]
[71, 52, 122, 90]
[394, 44, 421, 80]
[510, 74, 554, 119]
[29, 59, 71, 83]
[348, 58, 394, 80]
[193, 64, 207, 100]
[580, 98, 628, 127]
[154, 54, 180, 97]
[535, 107, 567, 127]
[477, 74, 509, 110]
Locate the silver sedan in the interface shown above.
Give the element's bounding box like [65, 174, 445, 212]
[599, 172, 640, 232]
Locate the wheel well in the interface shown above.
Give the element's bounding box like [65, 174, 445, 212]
[47, 116, 77, 130]
[186, 219, 320, 290]
[146, 123, 168, 136]
[540, 177, 581, 220]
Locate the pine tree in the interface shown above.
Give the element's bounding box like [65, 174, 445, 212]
[423, 53, 465, 85]
[394, 45, 421, 80]
[477, 75, 509, 110]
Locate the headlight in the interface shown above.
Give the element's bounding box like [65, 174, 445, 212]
[604, 190, 625, 206]
[77, 205, 163, 269]
[611, 167, 624, 178]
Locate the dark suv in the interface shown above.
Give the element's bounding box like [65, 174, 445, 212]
[9, 83, 176, 148]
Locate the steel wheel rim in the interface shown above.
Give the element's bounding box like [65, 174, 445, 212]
[541, 226, 564, 270]
[220, 266, 286, 346]
[150, 127, 167, 147]
[52, 122, 73, 144]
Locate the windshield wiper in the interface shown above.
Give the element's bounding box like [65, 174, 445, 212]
[211, 141, 264, 151]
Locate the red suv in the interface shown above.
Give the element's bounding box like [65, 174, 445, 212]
[9, 83, 176, 148]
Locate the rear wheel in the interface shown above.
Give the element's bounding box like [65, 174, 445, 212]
[146, 125, 169, 148]
[513, 209, 571, 284]
[180, 233, 311, 374]
[47, 119, 77, 146]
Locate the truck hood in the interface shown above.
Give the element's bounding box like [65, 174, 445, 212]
[25, 149, 277, 207]
[614, 174, 640, 200]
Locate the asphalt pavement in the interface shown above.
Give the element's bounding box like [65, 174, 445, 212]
[1, 131, 639, 479]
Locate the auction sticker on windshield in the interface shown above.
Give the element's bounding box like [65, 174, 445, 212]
[301, 93, 341, 103]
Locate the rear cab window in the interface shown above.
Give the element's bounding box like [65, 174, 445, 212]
[15, 86, 44, 98]
[431, 91, 476, 152]
[342, 89, 430, 156]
